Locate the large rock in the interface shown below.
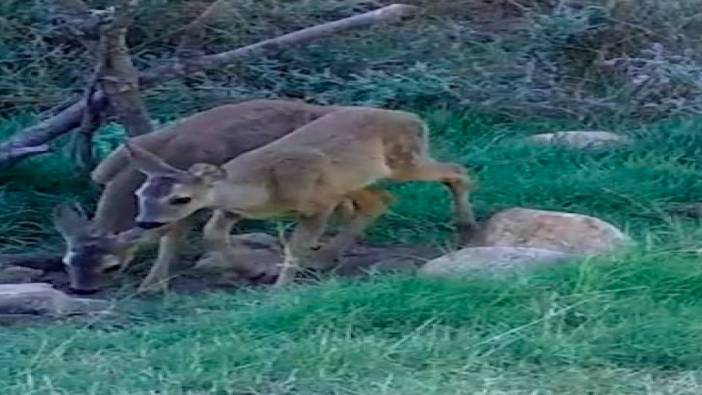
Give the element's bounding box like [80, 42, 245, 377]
[481, 208, 632, 255]
[527, 131, 632, 149]
[418, 246, 573, 279]
[0, 283, 108, 316]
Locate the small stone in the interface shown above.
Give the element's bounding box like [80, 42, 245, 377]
[527, 131, 632, 149]
[0, 266, 44, 284]
[0, 283, 109, 317]
[230, 232, 281, 251]
[418, 247, 573, 279]
[481, 208, 632, 255]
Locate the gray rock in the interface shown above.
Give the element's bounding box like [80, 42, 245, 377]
[527, 131, 632, 149]
[481, 207, 633, 255]
[230, 232, 281, 251]
[418, 246, 573, 279]
[0, 283, 109, 316]
[0, 266, 44, 284]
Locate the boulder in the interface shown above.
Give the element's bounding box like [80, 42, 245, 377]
[418, 246, 573, 279]
[527, 131, 632, 149]
[481, 208, 632, 255]
[0, 283, 109, 316]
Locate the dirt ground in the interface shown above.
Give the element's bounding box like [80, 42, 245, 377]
[28, 243, 442, 299]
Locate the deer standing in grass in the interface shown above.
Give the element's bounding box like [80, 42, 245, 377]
[53, 99, 389, 293]
[127, 107, 479, 287]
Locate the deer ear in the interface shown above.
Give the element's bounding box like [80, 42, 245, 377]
[188, 163, 226, 183]
[53, 202, 90, 238]
[125, 140, 181, 177]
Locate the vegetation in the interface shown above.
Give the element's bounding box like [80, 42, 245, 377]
[3, 0, 702, 393]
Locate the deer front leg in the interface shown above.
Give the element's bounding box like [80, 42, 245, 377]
[274, 206, 335, 287]
[137, 221, 188, 294]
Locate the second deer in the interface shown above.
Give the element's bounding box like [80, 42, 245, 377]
[127, 107, 479, 287]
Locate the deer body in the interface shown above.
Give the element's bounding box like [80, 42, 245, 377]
[129, 107, 478, 287]
[54, 99, 359, 293]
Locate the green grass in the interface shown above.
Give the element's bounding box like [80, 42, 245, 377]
[4, 254, 702, 394]
[3, 109, 702, 393]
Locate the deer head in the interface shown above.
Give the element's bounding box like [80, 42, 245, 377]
[53, 202, 142, 294]
[125, 141, 226, 229]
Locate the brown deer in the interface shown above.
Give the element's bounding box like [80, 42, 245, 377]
[126, 107, 479, 287]
[53, 99, 389, 294]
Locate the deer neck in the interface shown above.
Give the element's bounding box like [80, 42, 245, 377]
[210, 180, 270, 214]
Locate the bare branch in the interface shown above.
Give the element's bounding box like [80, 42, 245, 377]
[176, 0, 238, 59]
[142, 4, 418, 85]
[0, 4, 418, 168]
[0, 145, 52, 164]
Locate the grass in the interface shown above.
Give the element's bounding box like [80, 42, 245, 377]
[2, 107, 702, 393]
[4, 255, 702, 393]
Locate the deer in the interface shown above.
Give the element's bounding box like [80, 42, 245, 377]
[126, 107, 479, 287]
[53, 99, 391, 294]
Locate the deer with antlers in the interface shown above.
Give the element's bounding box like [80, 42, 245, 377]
[53, 99, 391, 294]
[126, 107, 479, 287]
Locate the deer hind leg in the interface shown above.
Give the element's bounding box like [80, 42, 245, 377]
[313, 187, 393, 271]
[137, 220, 188, 293]
[274, 205, 336, 287]
[391, 160, 479, 246]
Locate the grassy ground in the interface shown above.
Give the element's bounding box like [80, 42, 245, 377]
[2, 109, 702, 393]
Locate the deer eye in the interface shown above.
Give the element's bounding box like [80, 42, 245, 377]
[169, 196, 192, 205]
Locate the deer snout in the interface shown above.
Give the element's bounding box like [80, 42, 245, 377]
[136, 221, 167, 230]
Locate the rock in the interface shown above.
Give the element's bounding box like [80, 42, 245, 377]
[194, 241, 281, 285]
[481, 208, 632, 255]
[418, 246, 573, 279]
[0, 283, 109, 316]
[230, 232, 281, 251]
[0, 266, 44, 284]
[527, 131, 632, 149]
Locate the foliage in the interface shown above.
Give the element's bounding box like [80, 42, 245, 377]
[4, 0, 702, 122]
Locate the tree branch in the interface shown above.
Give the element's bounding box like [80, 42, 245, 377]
[141, 4, 417, 85]
[176, 0, 237, 59]
[99, 0, 154, 137]
[0, 4, 418, 168]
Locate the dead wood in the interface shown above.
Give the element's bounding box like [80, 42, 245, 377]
[0, 4, 418, 169]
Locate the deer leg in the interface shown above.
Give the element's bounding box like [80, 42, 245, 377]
[137, 221, 188, 293]
[314, 187, 392, 270]
[391, 161, 479, 246]
[116, 227, 159, 275]
[274, 206, 335, 287]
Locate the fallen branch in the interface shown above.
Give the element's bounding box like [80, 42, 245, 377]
[141, 4, 417, 85]
[0, 4, 418, 169]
